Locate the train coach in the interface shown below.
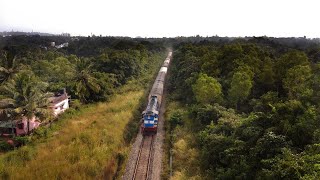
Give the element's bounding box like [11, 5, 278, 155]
[141, 52, 172, 135]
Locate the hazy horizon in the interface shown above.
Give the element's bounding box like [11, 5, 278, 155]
[1, 0, 319, 38]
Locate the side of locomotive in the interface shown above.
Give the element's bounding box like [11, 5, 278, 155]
[141, 52, 172, 135]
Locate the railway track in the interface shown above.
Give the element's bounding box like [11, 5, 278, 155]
[132, 135, 154, 180]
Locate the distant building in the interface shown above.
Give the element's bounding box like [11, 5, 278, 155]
[55, 42, 69, 49]
[50, 42, 55, 47]
[60, 33, 70, 37]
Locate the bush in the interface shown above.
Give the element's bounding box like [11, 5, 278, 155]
[0, 141, 13, 152]
[169, 111, 183, 131]
[33, 127, 49, 138]
[13, 136, 29, 146]
[70, 99, 82, 110]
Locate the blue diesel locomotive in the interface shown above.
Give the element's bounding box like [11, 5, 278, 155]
[141, 52, 172, 135]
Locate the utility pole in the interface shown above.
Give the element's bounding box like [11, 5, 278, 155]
[170, 149, 173, 177]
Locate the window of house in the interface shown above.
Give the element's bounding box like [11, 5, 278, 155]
[17, 123, 24, 129]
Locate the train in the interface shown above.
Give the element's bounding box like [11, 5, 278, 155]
[141, 51, 172, 135]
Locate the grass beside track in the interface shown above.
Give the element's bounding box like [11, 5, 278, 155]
[163, 101, 202, 180]
[0, 89, 143, 179]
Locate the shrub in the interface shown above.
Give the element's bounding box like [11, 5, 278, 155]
[33, 127, 49, 138]
[13, 136, 29, 146]
[0, 141, 13, 152]
[169, 111, 183, 131]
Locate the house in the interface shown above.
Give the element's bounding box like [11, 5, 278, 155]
[48, 88, 70, 116]
[0, 116, 40, 136]
[55, 42, 69, 49]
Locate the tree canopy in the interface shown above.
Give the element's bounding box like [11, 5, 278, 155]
[168, 39, 320, 179]
[192, 73, 222, 104]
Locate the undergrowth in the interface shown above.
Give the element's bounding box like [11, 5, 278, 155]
[163, 101, 202, 180]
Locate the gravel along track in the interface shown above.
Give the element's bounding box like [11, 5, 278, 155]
[132, 135, 154, 180]
[123, 131, 143, 179]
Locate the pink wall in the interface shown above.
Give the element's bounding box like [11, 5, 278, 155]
[15, 116, 41, 135]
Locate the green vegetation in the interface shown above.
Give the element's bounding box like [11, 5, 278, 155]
[1, 70, 53, 133]
[2, 34, 320, 179]
[166, 40, 320, 179]
[0, 36, 166, 178]
[0, 36, 165, 124]
[192, 73, 222, 104]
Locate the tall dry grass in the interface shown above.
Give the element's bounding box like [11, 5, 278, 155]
[0, 90, 143, 180]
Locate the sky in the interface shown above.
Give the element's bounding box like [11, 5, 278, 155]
[0, 0, 319, 38]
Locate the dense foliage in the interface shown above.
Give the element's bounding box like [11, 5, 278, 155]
[0, 35, 165, 123]
[168, 38, 320, 179]
[0, 35, 167, 179]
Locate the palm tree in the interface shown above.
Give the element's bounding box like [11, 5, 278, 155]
[0, 70, 53, 134]
[0, 50, 22, 84]
[0, 100, 16, 136]
[74, 57, 100, 103]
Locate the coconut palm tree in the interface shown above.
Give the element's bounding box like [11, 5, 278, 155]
[0, 50, 23, 84]
[0, 100, 16, 136]
[0, 70, 53, 134]
[74, 57, 100, 103]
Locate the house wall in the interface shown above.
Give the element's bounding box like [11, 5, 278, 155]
[15, 116, 40, 135]
[51, 99, 69, 116]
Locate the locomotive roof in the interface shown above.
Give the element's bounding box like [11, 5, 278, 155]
[146, 96, 158, 113]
